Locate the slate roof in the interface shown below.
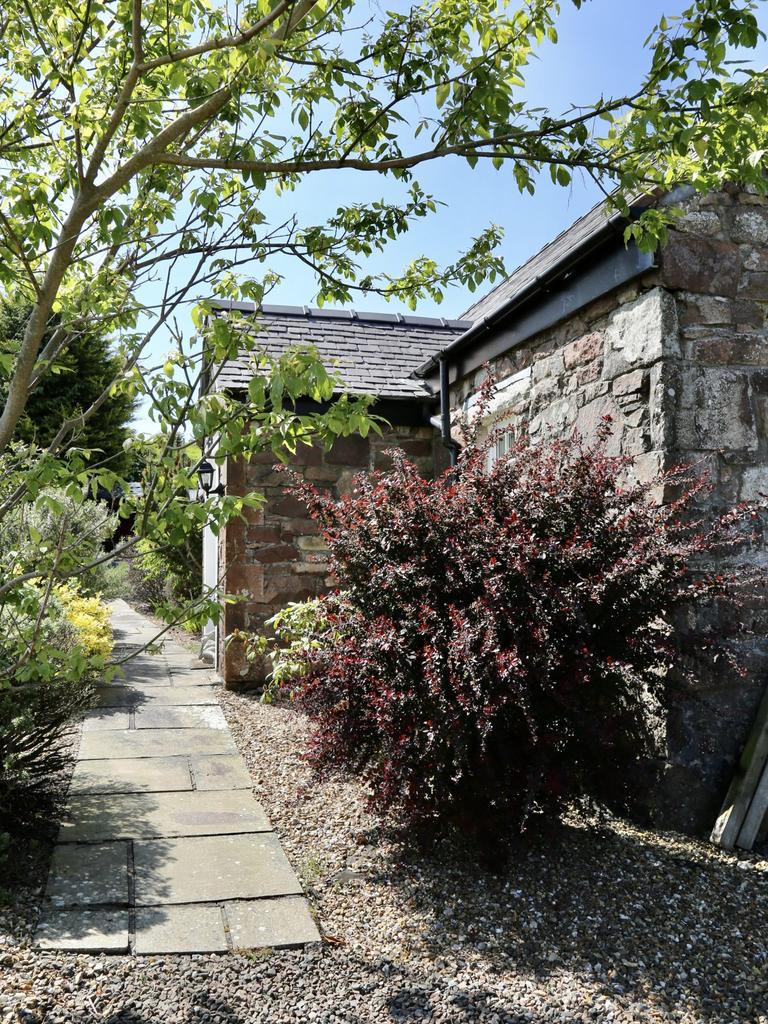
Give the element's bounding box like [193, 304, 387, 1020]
[460, 195, 623, 323]
[207, 301, 470, 399]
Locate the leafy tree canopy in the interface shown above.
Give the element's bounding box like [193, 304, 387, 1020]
[0, 0, 765, 656]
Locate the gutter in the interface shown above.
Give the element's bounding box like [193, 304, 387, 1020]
[415, 207, 633, 382]
[416, 185, 697, 385]
[439, 356, 459, 466]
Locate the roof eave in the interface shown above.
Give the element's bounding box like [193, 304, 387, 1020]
[412, 190, 678, 380]
[413, 212, 625, 379]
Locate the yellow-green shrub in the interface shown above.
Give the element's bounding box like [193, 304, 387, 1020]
[55, 585, 113, 660]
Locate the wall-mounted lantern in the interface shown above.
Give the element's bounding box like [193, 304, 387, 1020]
[197, 458, 225, 497]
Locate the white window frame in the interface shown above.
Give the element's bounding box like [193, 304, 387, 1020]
[461, 367, 532, 471]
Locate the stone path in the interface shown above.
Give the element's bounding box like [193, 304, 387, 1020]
[34, 600, 320, 955]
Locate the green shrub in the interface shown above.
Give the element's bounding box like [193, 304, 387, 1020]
[0, 582, 109, 828]
[229, 598, 335, 703]
[127, 535, 202, 618]
[0, 480, 117, 830]
[96, 560, 131, 600]
[0, 486, 117, 595]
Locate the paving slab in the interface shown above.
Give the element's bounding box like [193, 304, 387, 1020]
[226, 897, 320, 949]
[79, 728, 236, 760]
[94, 684, 219, 708]
[135, 705, 228, 730]
[134, 834, 302, 905]
[46, 842, 129, 907]
[163, 649, 203, 664]
[135, 904, 228, 954]
[191, 753, 252, 791]
[34, 908, 129, 952]
[60, 789, 271, 842]
[169, 670, 221, 686]
[117, 664, 173, 686]
[81, 708, 131, 732]
[70, 756, 193, 795]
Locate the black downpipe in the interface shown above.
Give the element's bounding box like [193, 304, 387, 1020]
[439, 356, 458, 467]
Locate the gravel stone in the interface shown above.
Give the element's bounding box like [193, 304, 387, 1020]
[2, 683, 767, 1023]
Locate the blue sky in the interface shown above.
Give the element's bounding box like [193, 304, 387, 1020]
[133, 0, 768, 431]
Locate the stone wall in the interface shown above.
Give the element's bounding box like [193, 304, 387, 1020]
[449, 271, 669, 477]
[218, 423, 444, 685]
[449, 187, 768, 833]
[656, 187, 768, 830]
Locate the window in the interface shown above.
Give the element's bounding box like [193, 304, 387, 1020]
[487, 421, 515, 471]
[460, 366, 531, 471]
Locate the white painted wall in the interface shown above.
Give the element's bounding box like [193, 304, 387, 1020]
[200, 436, 220, 667]
[200, 519, 219, 666]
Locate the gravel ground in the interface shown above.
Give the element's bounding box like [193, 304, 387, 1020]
[2, 687, 768, 1024]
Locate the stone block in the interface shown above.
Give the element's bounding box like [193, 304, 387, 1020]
[291, 442, 323, 466]
[531, 350, 565, 383]
[689, 332, 768, 366]
[675, 209, 723, 237]
[674, 367, 758, 455]
[576, 395, 647, 456]
[245, 468, 283, 487]
[46, 842, 129, 907]
[529, 395, 578, 440]
[740, 271, 768, 299]
[278, 516, 319, 537]
[529, 377, 562, 416]
[70, 756, 193, 795]
[253, 543, 300, 564]
[269, 494, 310, 518]
[261, 573, 322, 604]
[612, 368, 646, 398]
[738, 463, 768, 501]
[134, 833, 301, 905]
[325, 433, 370, 466]
[225, 563, 264, 602]
[60, 789, 271, 842]
[602, 287, 679, 379]
[296, 535, 327, 552]
[661, 233, 741, 296]
[731, 208, 768, 246]
[384, 437, 433, 458]
[226, 897, 320, 949]
[580, 380, 609, 405]
[648, 362, 676, 450]
[679, 293, 733, 326]
[34, 908, 129, 952]
[630, 450, 667, 486]
[733, 298, 764, 327]
[246, 526, 282, 544]
[304, 465, 342, 482]
[572, 360, 602, 387]
[562, 331, 602, 370]
[134, 904, 228, 955]
[229, 453, 253, 485]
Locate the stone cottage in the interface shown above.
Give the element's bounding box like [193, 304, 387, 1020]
[203, 184, 768, 832]
[201, 305, 467, 678]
